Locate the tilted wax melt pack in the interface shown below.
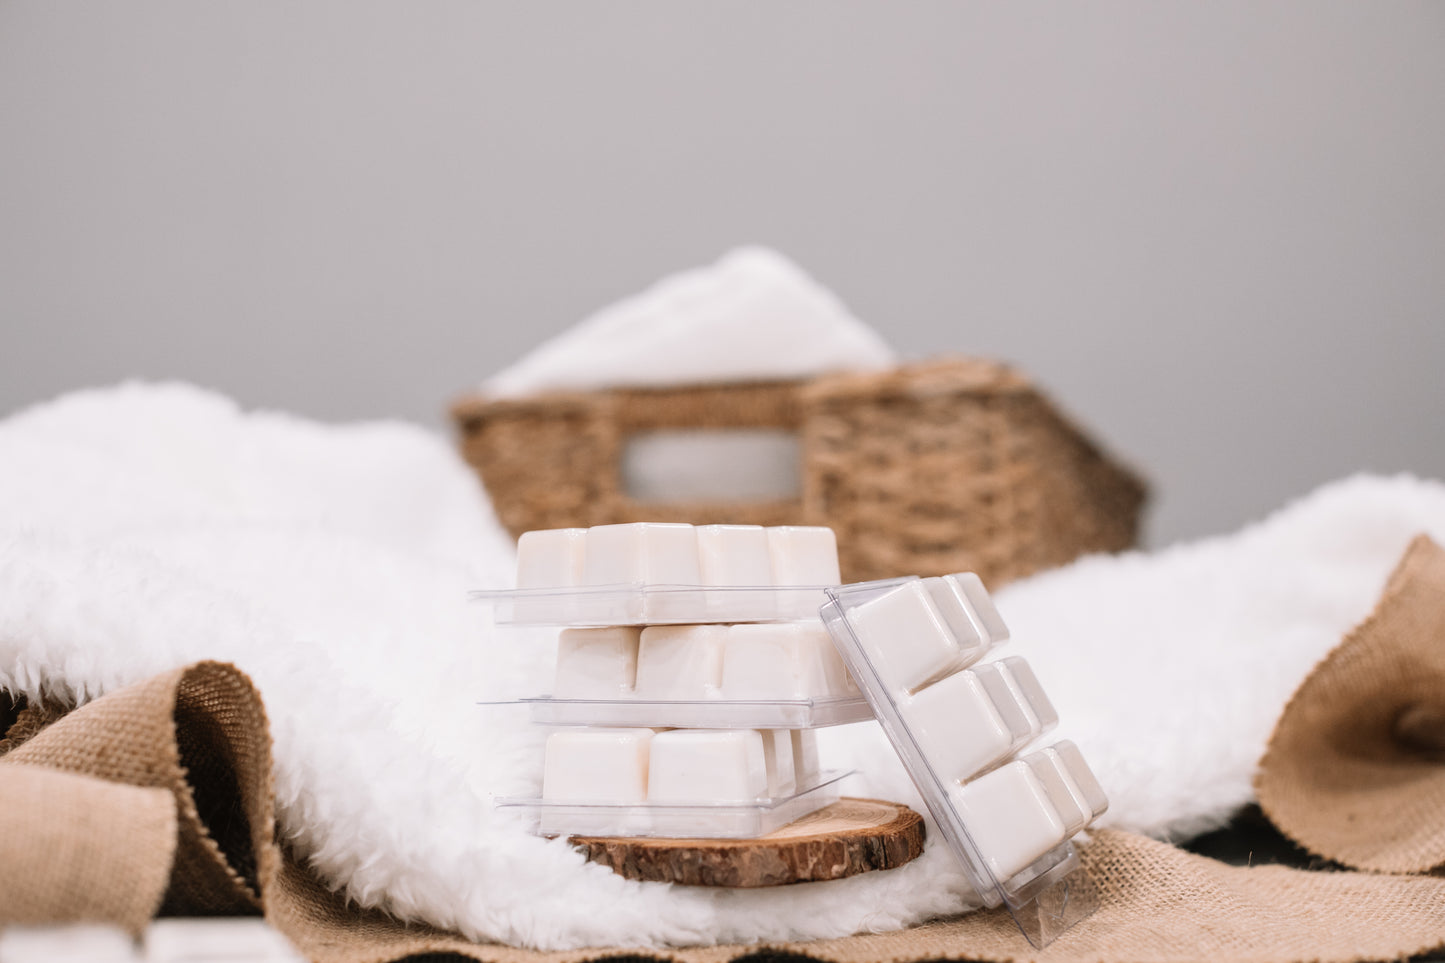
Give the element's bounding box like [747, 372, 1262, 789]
[821, 573, 1106, 946]
[476, 521, 1107, 948]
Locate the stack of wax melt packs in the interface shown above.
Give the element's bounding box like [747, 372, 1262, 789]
[482, 523, 869, 838]
[819, 573, 1109, 947]
[478, 526, 1108, 945]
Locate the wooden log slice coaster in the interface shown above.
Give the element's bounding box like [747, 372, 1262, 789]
[569, 797, 925, 887]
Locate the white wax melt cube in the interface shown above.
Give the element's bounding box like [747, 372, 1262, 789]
[516, 528, 587, 588]
[542, 728, 657, 803]
[1048, 740, 1109, 823]
[1022, 750, 1091, 836]
[899, 668, 1016, 781]
[697, 524, 774, 585]
[923, 577, 990, 653]
[847, 580, 981, 693]
[696, 524, 777, 617]
[945, 572, 1010, 643]
[791, 728, 820, 786]
[970, 661, 1043, 751]
[647, 729, 768, 803]
[949, 761, 1069, 882]
[996, 656, 1058, 736]
[634, 624, 727, 699]
[766, 526, 841, 585]
[721, 622, 854, 700]
[581, 523, 701, 585]
[760, 729, 797, 797]
[553, 627, 640, 699]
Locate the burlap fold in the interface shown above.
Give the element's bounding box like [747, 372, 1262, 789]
[0, 764, 175, 934]
[4, 538, 1445, 962]
[1257, 534, 1445, 875]
[0, 662, 278, 917]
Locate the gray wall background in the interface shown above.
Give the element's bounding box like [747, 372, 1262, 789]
[2, 1, 1442, 546]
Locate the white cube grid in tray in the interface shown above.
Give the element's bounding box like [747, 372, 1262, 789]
[481, 523, 852, 842]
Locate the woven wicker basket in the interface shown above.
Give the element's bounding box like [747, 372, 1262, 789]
[452, 357, 1147, 585]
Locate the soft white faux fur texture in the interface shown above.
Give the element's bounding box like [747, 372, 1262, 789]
[2, 383, 1442, 949]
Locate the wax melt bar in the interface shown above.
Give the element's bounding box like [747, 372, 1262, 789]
[721, 622, 855, 700]
[506, 616, 870, 728]
[820, 571, 1107, 938]
[552, 627, 640, 699]
[515, 523, 842, 590]
[647, 729, 769, 803]
[542, 728, 657, 803]
[634, 624, 727, 699]
[948, 760, 1068, 882]
[506, 770, 849, 840]
[496, 524, 844, 623]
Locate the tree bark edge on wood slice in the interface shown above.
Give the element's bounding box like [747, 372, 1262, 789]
[569, 797, 925, 887]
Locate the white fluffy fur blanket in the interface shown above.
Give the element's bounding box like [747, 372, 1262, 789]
[2, 383, 1442, 949]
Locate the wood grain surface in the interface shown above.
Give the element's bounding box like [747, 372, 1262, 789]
[569, 798, 925, 887]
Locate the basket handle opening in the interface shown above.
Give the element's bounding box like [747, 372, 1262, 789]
[620, 428, 802, 504]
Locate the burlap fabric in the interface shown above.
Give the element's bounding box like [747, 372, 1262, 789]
[3, 540, 1445, 962]
[1257, 533, 1445, 875]
[0, 766, 174, 931]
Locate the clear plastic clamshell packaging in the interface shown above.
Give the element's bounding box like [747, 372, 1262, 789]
[820, 573, 1108, 948]
[474, 522, 872, 729]
[496, 727, 850, 838]
[480, 522, 842, 625]
[479, 523, 859, 838]
[487, 619, 872, 729]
